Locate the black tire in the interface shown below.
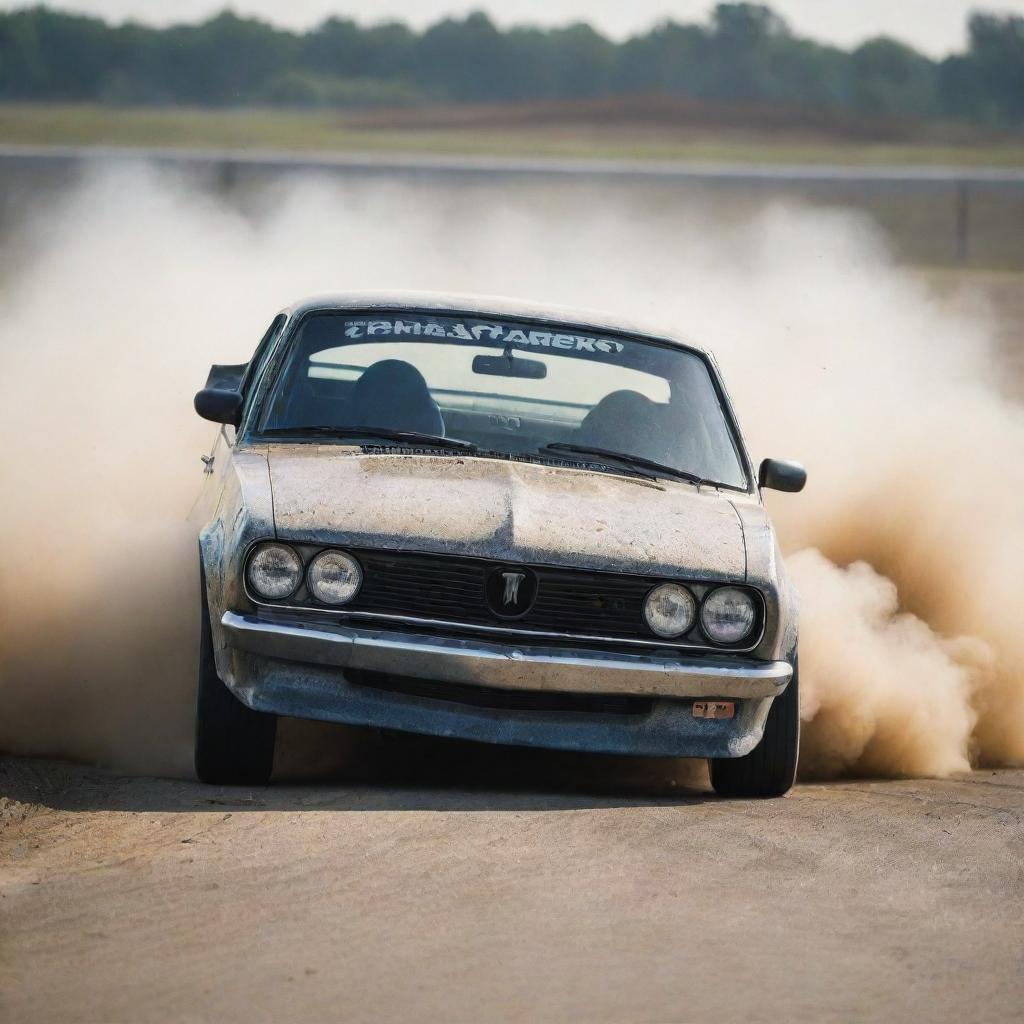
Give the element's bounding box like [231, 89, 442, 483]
[709, 658, 799, 798]
[194, 564, 277, 785]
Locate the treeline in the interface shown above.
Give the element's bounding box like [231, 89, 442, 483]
[1, 3, 1022, 125]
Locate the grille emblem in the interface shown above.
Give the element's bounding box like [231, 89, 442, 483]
[502, 572, 526, 606]
[486, 566, 538, 619]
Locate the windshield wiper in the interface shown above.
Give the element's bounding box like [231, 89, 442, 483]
[540, 442, 705, 486]
[263, 425, 478, 451]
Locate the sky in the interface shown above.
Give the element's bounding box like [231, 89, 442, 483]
[4, 0, 1024, 57]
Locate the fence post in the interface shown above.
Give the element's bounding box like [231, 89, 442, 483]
[955, 181, 970, 265]
[218, 159, 238, 193]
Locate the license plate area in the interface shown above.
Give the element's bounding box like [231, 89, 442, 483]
[692, 701, 736, 720]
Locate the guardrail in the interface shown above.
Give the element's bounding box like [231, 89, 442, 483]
[2, 144, 1022, 266]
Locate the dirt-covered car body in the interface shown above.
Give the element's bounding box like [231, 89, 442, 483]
[194, 293, 804, 788]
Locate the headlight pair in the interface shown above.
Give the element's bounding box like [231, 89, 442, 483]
[643, 583, 757, 645]
[246, 543, 362, 605]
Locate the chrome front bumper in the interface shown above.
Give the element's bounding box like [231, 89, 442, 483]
[221, 611, 792, 700]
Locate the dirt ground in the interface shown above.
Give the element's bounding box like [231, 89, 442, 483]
[1, 748, 1021, 1023]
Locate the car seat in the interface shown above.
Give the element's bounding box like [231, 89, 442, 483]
[349, 359, 445, 436]
[577, 390, 659, 451]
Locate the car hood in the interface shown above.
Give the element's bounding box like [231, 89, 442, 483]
[266, 447, 748, 581]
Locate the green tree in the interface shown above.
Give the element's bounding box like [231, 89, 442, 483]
[850, 38, 937, 116]
[410, 12, 513, 101]
[712, 2, 788, 44]
[0, 7, 114, 99]
[162, 12, 297, 105]
[546, 23, 616, 98]
[614, 21, 708, 94]
[302, 17, 415, 81]
[703, 3, 794, 102]
[963, 13, 1024, 123]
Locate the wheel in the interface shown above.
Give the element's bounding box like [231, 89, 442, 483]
[709, 658, 799, 798]
[194, 564, 277, 785]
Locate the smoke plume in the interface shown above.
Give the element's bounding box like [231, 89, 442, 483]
[0, 165, 1021, 780]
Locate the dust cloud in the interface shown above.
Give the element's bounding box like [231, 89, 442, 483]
[0, 165, 1021, 780]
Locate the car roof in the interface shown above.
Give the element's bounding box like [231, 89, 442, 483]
[281, 291, 710, 358]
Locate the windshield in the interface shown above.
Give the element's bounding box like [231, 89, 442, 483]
[257, 311, 749, 489]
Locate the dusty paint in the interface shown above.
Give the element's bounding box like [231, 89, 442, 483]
[268, 448, 747, 581]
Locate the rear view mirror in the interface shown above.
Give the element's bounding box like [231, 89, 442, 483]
[472, 353, 547, 380]
[759, 458, 807, 493]
[195, 388, 243, 427]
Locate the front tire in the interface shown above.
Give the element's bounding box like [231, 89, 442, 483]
[194, 565, 277, 785]
[709, 658, 799, 798]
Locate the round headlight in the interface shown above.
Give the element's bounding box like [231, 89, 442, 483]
[701, 587, 757, 645]
[307, 550, 363, 605]
[247, 543, 302, 601]
[644, 583, 697, 638]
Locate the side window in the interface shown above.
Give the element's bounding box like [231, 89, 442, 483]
[240, 314, 286, 424]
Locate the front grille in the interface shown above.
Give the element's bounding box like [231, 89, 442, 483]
[355, 551, 490, 622]
[348, 549, 653, 639]
[253, 544, 764, 649]
[348, 670, 655, 716]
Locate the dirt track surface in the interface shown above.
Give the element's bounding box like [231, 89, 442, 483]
[1, 751, 1022, 1024]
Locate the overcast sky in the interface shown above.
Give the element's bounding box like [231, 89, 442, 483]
[5, 1, 1024, 56]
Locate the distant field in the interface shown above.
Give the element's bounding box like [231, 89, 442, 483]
[2, 102, 1024, 167]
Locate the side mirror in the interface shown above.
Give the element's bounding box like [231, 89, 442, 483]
[758, 458, 807, 493]
[194, 388, 243, 427]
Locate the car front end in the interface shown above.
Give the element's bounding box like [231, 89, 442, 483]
[194, 295, 804, 793]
